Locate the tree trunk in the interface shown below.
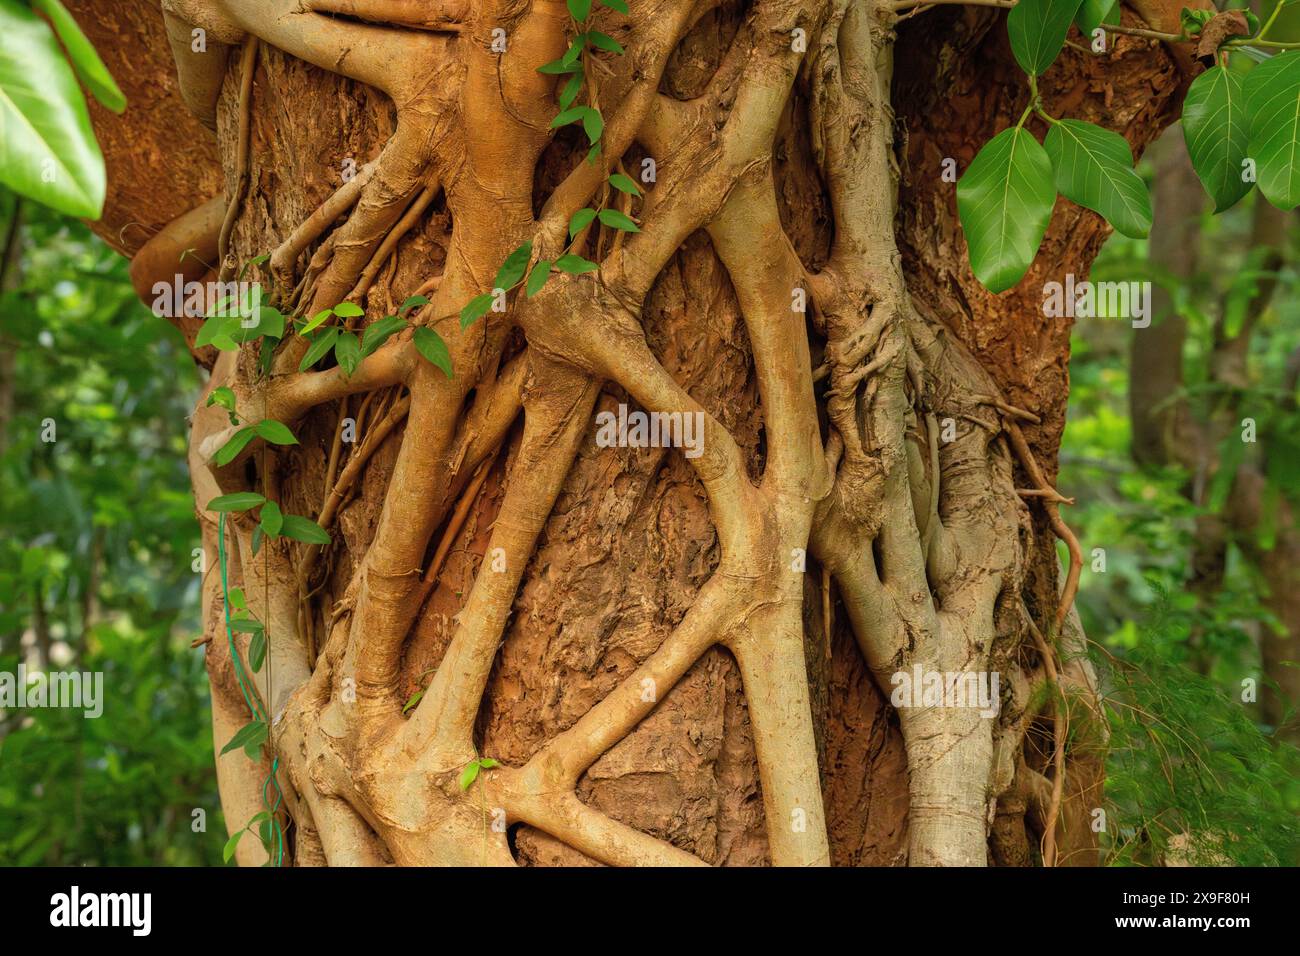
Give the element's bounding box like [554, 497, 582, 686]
[70, 0, 1196, 866]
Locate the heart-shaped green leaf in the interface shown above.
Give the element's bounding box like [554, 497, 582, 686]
[259, 500, 283, 539]
[1044, 119, 1151, 238]
[279, 515, 331, 545]
[215, 426, 257, 466]
[1184, 66, 1252, 212]
[32, 0, 125, 113]
[298, 326, 339, 371]
[360, 315, 407, 356]
[0, 0, 105, 216]
[254, 419, 298, 446]
[1074, 0, 1117, 36]
[414, 327, 453, 379]
[494, 242, 533, 290]
[1246, 51, 1300, 210]
[957, 126, 1056, 293]
[334, 331, 361, 376]
[526, 260, 552, 297]
[207, 492, 267, 513]
[1007, 0, 1082, 77]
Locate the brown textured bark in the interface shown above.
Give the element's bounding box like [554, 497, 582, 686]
[71, 0, 1196, 865]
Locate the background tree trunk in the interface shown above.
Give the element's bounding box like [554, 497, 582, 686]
[68, 0, 1194, 865]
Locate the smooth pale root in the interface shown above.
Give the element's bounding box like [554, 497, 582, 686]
[0, 0, 105, 217]
[1246, 52, 1300, 210]
[1184, 66, 1252, 213]
[1044, 119, 1152, 239]
[957, 126, 1056, 293]
[1006, 0, 1079, 76]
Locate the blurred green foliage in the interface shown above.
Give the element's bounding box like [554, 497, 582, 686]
[1064, 139, 1300, 865]
[0, 191, 224, 865]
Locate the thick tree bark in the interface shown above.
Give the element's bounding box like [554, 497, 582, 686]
[70, 0, 1195, 865]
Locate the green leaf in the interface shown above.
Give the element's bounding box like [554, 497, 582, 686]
[569, 207, 597, 238]
[249, 630, 266, 672]
[239, 253, 270, 280]
[253, 419, 298, 446]
[222, 829, 245, 864]
[334, 331, 361, 376]
[32, 0, 126, 113]
[586, 31, 623, 55]
[399, 295, 429, 315]
[460, 293, 494, 329]
[550, 105, 588, 129]
[598, 207, 639, 232]
[279, 515, 331, 545]
[260, 500, 283, 538]
[583, 107, 604, 144]
[538, 57, 582, 75]
[300, 308, 334, 336]
[555, 253, 600, 275]
[1006, 0, 1081, 77]
[206, 386, 237, 413]
[495, 241, 533, 290]
[559, 70, 584, 111]
[562, 39, 585, 67]
[220, 720, 267, 757]
[360, 315, 407, 356]
[0, 0, 105, 216]
[956, 126, 1056, 293]
[568, 0, 592, 20]
[207, 492, 267, 513]
[414, 327, 453, 379]
[459, 761, 481, 791]
[333, 302, 365, 318]
[1074, 0, 1116, 36]
[195, 315, 239, 349]
[526, 260, 552, 297]
[229, 615, 263, 635]
[298, 326, 339, 371]
[609, 172, 640, 195]
[1183, 65, 1252, 213]
[228, 588, 247, 610]
[1044, 119, 1151, 238]
[478, 758, 500, 769]
[215, 426, 257, 467]
[1246, 51, 1300, 210]
[601, 0, 629, 12]
[253, 305, 285, 340]
[402, 690, 424, 714]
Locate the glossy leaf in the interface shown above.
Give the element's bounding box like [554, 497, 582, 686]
[259, 500, 283, 538]
[298, 326, 338, 371]
[359, 315, 407, 356]
[956, 126, 1056, 293]
[1183, 66, 1252, 212]
[1006, 0, 1081, 77]
[414, 327, 453, 379]
[0, 0, 105, 216]
[598, 207, 638, 232]
[555, 253, 599, 274]
[214, 426, 256, 467]
[206, 492, 266, 513]
[526, 260, 552, 297]
[1246, 52, 1300, 210]
[1044, 119, 1151, 238]
[279, 515, 331, 545]
[32, 0, 126, 113]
